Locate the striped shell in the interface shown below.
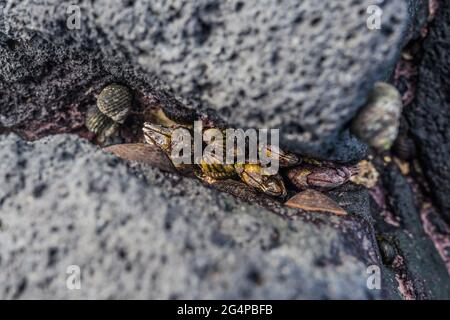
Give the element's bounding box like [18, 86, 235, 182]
[97, 84, 132, 123]
[85, 106, 119, 137]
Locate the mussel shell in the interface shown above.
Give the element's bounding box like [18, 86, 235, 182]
[97, 84, 132, 123]
[85, 106, 119, 137]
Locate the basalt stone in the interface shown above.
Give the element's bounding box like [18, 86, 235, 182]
[404, 0, 430, 41]
[0, 0, 410, 161]
[0, 133, 381, 299]
[406, 0, 450, 223]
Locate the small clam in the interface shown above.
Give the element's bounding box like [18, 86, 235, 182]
[260, 145, 300, 167]
[97, 84, 132, 124]
[85, 105, 119, 138]
[377, 237, 398, 266]
[351, 82, 403, 151]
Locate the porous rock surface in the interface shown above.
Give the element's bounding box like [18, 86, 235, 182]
[0, 133, 379, 299]
[0, 0, 412, 160]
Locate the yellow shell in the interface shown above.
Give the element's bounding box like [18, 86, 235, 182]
[200, 151, 236, 180]
[97, 84, 132, 124]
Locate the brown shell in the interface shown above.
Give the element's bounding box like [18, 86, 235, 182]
[285, 189, 347, 216]
[85, 106, 119, 137]
[97, 84, 132, 123]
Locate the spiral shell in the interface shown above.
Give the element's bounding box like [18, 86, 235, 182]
[97, 84, 132, 124]
[85, 106, 119, 138]
[392, 134, 416, 160]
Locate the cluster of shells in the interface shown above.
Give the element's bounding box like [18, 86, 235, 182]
[87, 82, 404, 215]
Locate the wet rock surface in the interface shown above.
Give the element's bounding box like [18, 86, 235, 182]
[0, 133, 381, 299]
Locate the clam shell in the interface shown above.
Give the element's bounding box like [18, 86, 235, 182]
[97, 84, 132, 123]
[85, 106, 119, 137]
[285, 189, 347, 216]
[351, 82, 403, 151]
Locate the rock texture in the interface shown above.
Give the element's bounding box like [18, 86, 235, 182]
[406, 0, 450, 223]
[0, 0, 412, 161]
[0, 133, 381, 299]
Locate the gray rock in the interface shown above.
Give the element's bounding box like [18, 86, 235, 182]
[0, 133, 380, 299]
[0, 0, 410, 160]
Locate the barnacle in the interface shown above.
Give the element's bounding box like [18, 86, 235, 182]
[235, 163, 287, 198]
